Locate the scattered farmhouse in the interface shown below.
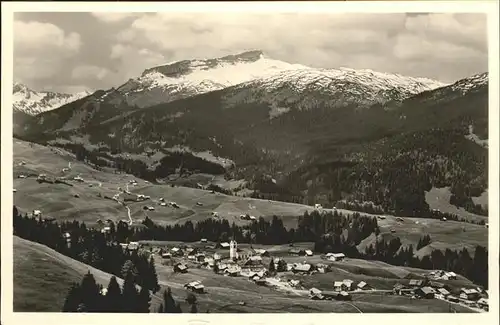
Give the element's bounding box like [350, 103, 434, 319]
[459, 288, 481, 301]
[292, 263, 312, 274]
[357, 281, 371, 290]
[174, 263, 188, 273]
[415, 286, 435, 299]
[325, 253, 345, 261]
[184, 281, 205, 293]
[408, 279, 424, 288]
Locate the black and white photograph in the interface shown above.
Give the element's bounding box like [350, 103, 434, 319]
[1, 1, 499, 323]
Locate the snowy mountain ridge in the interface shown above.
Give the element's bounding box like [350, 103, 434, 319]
[112, 50, 310, 108]
[13, 82, 91, 116]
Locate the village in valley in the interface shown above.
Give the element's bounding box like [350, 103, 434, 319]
[12, 144, 489, 313]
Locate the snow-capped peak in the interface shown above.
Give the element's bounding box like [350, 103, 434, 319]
[113, 50, 311, 108]
[450, 72, 488, 95]
[233, 67, 448, 103]
[13, 83, 91, 116]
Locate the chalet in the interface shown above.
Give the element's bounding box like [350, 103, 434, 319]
[127, 242, 139, 251]
[225, 268, 240, 277]
[326, 253, 345, 261]
[357, 281, 370, 290]
[338, 291, 352, 301]
[304, 250, 313, 256]
[447, 295, 459, 303]
[174, 263, 188, 273]
[244, 256, 263, 266]
[459, 288, 480, 301]
[444, 271, 457, 280]
[147, 206, 155, 211]
[289, 248, 306, 256]
[429, 281, 449, 290]
[436, 288, 451, 297]
[441, 217, 447, 221]
[333, 281, 343, 291]
[18, 174, 27, 179]
[292, 264, 312, 273]
[160, 202, 167, 206]
[101, 226, 111, 234]
[219, 242, 231, 249]
[396, 217, 404, 222]
[249, 216, 256, 221]
[195, 254, 206, 262]
[211, 212, 219, 217]
[477, 298, 488, 310]
[309, 287, 324, 300]
[342, 279, 354, 291]
[74, 176, 84, 182]
[415, 287, 435, 299]
[408, 280, 424, 288]
[159, 198, 164, 202]
[171, 247, 184, 256]
[254, 249, 270, 257]
[200, 238, 208, 243]
[196, 202, 203, 206]
[185, 281, 205, 293]
[161, 252, 172, 259]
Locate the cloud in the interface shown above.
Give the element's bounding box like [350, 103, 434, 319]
[71, 65, 109, 80]
[91, 12, 139, 23]
[13, 12, 488, 92]
[14, 20, 82, 82]
[109, 44, 166, 80]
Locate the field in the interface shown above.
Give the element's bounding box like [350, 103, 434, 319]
[13, 139, 488, 255]
[425, 187, 488, 223]
[359, 215, 488, 255]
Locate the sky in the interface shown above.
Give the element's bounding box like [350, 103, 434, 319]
[13, 12, 488, 94]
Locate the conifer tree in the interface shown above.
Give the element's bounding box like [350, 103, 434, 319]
[137, 286, 151, 313]
[104, 276, 122, 312]
[62, 282, 81, 312]
[79, 271, 101, 312]
[149, 256, 160, 293]
[122, 270, 139, 312]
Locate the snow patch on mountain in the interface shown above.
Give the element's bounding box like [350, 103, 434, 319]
[242, 67, 447, 99]
[450, 72, 488, 95]
[111, 51, 310, 108]
[13, 83, 91, 115]
[222, 67, 448, 114]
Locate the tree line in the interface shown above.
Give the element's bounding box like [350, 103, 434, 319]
[62, 271, 195, 313]
[13, 206, 159, 293]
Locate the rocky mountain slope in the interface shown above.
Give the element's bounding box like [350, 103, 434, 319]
[13, 82, 91, 116]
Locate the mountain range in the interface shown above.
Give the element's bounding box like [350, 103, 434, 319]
[13, 82, 91, 116]
[13, 50, 488, 218]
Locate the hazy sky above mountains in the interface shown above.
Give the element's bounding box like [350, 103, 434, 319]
[14, 11, 488, 93]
